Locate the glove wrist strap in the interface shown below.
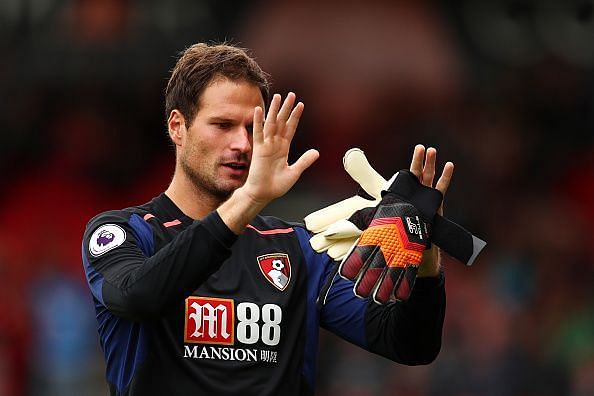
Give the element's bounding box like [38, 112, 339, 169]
[384, 170, 443, 220]
[432, 215, 486, 266]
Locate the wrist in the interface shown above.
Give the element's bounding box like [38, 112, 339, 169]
[216, 187, 268, 235]
[417, 245, 441, 278]
[233, 186, 269, 212]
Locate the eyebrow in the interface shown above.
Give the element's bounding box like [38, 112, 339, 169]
[205, 116, 254, 130]
[207, 117, 235, 123]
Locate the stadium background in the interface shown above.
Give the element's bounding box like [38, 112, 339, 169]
[1, 0, 593, 395]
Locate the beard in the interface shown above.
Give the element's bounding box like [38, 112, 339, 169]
[180, 159, 232, 200]
[180, 152, 249, 201]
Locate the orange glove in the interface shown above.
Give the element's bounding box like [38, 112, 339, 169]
[339, 170, 442, 303]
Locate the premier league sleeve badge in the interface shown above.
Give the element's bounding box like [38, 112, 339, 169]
[89, 224, 127, 257]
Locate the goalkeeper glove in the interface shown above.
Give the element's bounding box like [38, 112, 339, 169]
[339, 169, 441, 303]
[307, 148, 486, 304]
[305, 148, 386, 260]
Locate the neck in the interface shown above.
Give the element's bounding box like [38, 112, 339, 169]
[164, 165, 225, 220]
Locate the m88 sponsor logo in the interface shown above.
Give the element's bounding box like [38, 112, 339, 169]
[183, 296, 282, 363]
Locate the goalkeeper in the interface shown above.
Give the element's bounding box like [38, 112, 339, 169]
[81, 42, 483, 396]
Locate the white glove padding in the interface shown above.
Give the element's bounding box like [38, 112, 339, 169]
[309, 219, 367, 260]
[304, 148, 389, 260]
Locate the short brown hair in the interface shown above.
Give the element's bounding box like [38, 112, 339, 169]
[165, 43, 270, 127]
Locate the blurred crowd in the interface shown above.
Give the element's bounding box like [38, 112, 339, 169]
[1, 0, 593, 395]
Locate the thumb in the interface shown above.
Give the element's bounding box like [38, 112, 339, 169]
[343, 148, 386, 200]
[290, 149, 319, 176]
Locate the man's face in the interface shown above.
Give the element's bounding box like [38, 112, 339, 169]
[179, 78, 265, 199]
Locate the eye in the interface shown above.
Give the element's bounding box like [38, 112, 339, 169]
[214, 122, 232, 129]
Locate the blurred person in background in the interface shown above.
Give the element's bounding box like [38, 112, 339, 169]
[80, 42, 455, 395]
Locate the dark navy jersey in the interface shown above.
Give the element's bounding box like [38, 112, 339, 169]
[81, 193, 446, 395]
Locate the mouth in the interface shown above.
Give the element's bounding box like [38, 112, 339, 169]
[222, 162, 249, 172]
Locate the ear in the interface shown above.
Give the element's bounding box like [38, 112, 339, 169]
[167, 110, 186, 146]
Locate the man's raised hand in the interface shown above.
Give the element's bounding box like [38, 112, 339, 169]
[244, 93, 319, 205]
[218, 93, 318, 235]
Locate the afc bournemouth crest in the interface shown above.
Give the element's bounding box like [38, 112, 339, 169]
[257, 253, 291, 291]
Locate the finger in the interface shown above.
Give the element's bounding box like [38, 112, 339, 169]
[277, 92, 296, 124]
[409, 144, 425, 180]
[303, 195, 369, 233]
[422, 147, 437, 187]
[324, 219, 363, 239]
[289, 148, 319, 177]
[284, 102, 304, 141]
[435, 161, 454, 197]
[309, 233, 333, 252]
[328, 238, 359, 261]
[343, 148, 386, 200]
[393, 265, 418, 301]
[373, 267, 405, 304]
[253, 106, 264, 145]
[354, 247, 385, 298]
[264, 94, 281, 138]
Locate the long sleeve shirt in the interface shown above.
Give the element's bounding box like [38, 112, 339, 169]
[81, 193, 446, 395]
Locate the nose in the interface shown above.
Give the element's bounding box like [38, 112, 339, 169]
[230, 126, 252, 154]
